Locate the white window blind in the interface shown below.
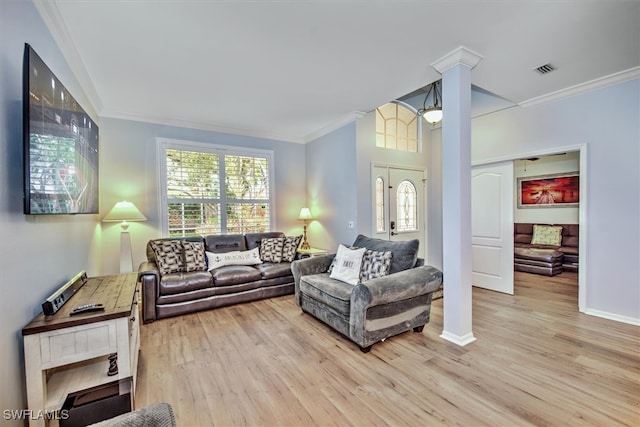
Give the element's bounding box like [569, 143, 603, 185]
[161, 141, 273, 237]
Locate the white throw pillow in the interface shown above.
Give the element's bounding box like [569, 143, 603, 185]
[206, 247, 262, 271]
[329, 244, 366, 285]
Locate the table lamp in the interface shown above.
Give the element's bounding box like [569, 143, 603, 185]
[103, 201, 147, 273]
[298, 207, 312, 250]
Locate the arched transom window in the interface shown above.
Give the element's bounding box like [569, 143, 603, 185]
[375, 102, 418, 152]
[396, 180, 417, 232]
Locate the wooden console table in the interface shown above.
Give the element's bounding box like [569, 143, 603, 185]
[22, 273, 140, 427]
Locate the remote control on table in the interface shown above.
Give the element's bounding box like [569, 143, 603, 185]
[70, 303, 105, 315]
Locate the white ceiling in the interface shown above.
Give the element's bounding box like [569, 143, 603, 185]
[36, 1, 640, 143]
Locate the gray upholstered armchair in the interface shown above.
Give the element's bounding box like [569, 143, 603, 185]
[291, 235, 443, 352]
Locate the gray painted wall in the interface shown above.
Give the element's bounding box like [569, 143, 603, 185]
[1, 1, 307, 417]
[305, 123, 357, 251]
[311, 80, 638, 323]
[99, 117, 307, 274]
[484, 80, 639, 321]
[1, 0, 102, 421]
[428, 78, 640, 322]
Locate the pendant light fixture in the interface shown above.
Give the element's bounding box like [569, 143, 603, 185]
[417, 80, 443, 125]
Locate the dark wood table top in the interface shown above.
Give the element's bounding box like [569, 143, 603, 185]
[22, 273, 138, 336]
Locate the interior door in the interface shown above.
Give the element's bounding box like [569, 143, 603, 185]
[471, 162, 514, 294]
[371, 166, 425, 259]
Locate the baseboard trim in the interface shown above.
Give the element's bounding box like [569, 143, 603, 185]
[440, 330, 476, 346]
[583, 309, 640, 326]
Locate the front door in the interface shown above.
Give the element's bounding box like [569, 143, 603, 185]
[372, 166, 425, 259]
[471, 161, 514, 294]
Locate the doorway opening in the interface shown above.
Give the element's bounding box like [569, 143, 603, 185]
[472, 144, 586, 312]
[512, 151, 580, 298]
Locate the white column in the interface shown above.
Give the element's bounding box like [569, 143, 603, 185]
[432, 47, 483, 346]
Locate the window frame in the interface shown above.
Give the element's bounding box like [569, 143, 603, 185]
[396, 179, 418, 233]
[375, 100, 423, 153]
[157, 137, 276, 237]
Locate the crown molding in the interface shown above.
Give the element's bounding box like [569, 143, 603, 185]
[303, 111, 367, 143]
[101, 109, 369, 145]
[33, 0, 103, 117]
[519, 66, 640, 108]
[431, 46, 484, 74]
[100, 110, 308, 144]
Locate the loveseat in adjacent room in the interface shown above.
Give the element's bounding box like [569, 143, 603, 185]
[513, 223, 579, 275]
[138, 232, 301, 323]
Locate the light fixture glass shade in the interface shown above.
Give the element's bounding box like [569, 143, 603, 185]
[298, 207, 312, 220]
[103, 201, 147, 223]
[423, 107, 443, 124]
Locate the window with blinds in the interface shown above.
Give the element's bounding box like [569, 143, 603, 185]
[161, 142, 273, 237]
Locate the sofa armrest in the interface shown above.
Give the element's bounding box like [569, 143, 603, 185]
[349, 265, 442, 347]
[352, 264, 443, 307]
[138, 261, 160, 323]
[291, 254, 335, 305]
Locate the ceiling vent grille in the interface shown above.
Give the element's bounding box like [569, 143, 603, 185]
[534, 63, 556, 75]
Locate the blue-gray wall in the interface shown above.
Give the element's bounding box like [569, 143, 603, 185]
[100, 117, 307, 273]
[427, 78, 640, 322]
[1, 1, 307, 418]
[1, 0, 102, 421]
[471, 79, 639, 322]
[307, 79, 639, 324]
[305, 122, 357, 251]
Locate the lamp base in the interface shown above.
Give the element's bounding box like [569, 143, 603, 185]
[119, 230, 133, 273]
[300, 224, 311, 250]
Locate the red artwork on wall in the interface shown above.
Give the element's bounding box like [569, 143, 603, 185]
[518, 172, 579, 208]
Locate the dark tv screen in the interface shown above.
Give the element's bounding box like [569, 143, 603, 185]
[23, 43, 99, 215]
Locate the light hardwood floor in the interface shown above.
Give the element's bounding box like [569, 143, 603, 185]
[134, 272, 640, 426]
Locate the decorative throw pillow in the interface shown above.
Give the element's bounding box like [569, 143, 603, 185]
[360, 249, 393, 281]
[327, 244, 355, 273]
[329, 244, 366, 285]
[150, 240, 184, 275]
[206, 247, 262, 271]
[531, 224, 563, 246]
[260, 237, 285, 263]
[327, 247, 392, 282]
[182, 240, 207, 272]
[281, 235, 303, 262]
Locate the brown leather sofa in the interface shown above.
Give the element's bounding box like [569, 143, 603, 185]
[138, 232, 295, 323]
[514, 223, 579, 274]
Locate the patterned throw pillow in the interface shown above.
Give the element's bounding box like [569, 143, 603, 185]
[182, 240, 207, 272]
[150, 240, 184, 275]
[282, 235, 302, 262]
[260, 237, 285, 263]
[531, 224, 563, 246]
[360, 249, 393, 281]
[329, 244, 366, 285]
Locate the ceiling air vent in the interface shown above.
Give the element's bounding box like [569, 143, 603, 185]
[534, 63, 556, 75]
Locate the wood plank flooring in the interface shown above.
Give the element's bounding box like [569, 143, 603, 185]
[134, 272, 640, 426]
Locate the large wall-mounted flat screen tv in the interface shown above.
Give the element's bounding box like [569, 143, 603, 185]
[23, 43, 99, 215]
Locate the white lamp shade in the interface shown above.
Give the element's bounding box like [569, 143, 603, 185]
[423, 107, 443, 124]
[298, 207, 312, 220]
[103, 201, 147, 222]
